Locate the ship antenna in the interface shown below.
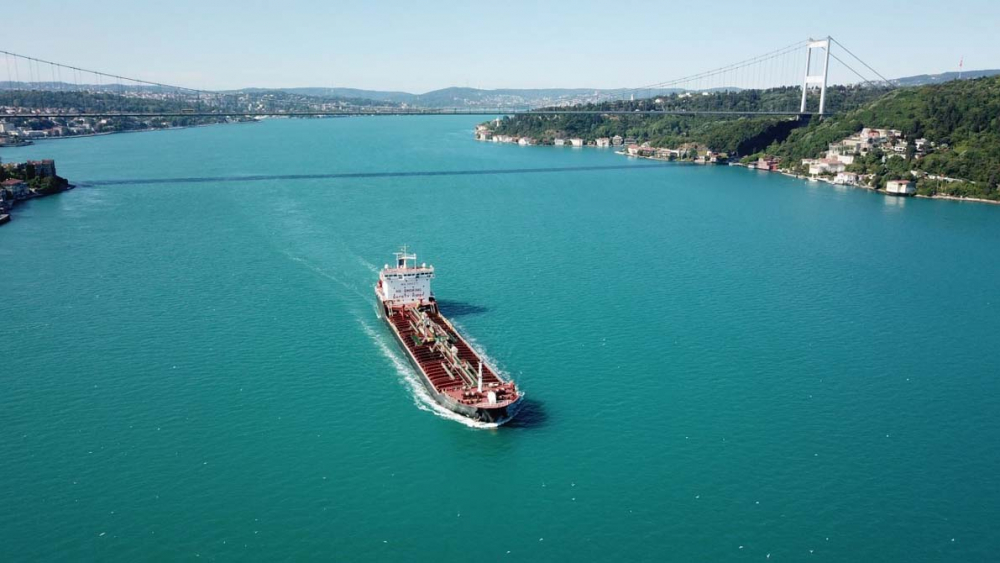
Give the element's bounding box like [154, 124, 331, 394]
[477, 361, 483, 393]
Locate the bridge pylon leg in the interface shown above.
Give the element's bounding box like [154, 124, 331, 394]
[800, 37, 831, 115]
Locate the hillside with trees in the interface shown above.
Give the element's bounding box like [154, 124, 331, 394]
[486, 77, 1000, 200]
[487, 85, 891, 157]
[763, 76, 1000, 197]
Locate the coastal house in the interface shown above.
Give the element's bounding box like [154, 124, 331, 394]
[475, 131, 492, 141]
[611, 135, 624, 146]
[570, 138, 584, 147]
[553, 138, 566, 146]
[834, 171, 859, 185]
[595, 137, 611, 148]
[755, 157, 780, 171]
[626, 144, 659, 157]
[804, 158, 846, 176]
[2, 179, 29, 200]
[704, 151, 725, 164]
[885, 179, 916, 196]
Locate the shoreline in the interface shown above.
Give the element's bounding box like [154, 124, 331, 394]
[17, 119, 257, 144]
[615, 149, 1000, 207]
[0, 183, 75, 227]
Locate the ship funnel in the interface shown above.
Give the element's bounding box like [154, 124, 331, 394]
[477, 362, 483, 393]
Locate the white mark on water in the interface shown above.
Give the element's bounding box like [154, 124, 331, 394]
[358, 318, 505, 429]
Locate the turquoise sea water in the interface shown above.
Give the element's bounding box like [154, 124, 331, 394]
[2, 117, 999, 561]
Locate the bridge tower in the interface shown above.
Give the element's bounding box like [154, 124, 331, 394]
[800, 37, 831, 115]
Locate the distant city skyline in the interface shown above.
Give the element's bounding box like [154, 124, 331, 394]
[5, 0, 998, 92]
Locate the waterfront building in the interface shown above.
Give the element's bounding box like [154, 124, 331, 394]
[611, 135, 623, 146]
[755, 157, 781, 171]
[886, 179, 917, 196]
[570, 138, 584, 147]
[834, 172, 859, 185]
[553, 138, 566, 146]
[2, 179, 29, 200]
[595, 137, 611, 148]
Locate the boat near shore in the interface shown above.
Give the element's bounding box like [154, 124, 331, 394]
[375, 248, 521, 425]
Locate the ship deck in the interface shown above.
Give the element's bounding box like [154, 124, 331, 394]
[386, 306, 518, 409]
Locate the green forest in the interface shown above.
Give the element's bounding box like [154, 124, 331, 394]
[489, 85, 890, 155]
[488, 77, 1000, 200]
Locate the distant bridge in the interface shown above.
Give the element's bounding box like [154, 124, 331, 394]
[0, 37, 889, 119]
[8, 109, 816, 118]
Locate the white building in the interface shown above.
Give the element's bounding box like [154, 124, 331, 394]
[804, 158, 846, 176]
[834, 171, 859, 185]
[553, 138, 566, 146]
[570, 138, 584, 147]
[595, 137, 611, 147]
[885, 179, 916, 196]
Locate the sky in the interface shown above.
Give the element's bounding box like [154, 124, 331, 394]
[5, 0, 999, 93]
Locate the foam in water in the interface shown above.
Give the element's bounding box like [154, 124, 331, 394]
[357, 318, 503, 430]
[281, 245, 511, 428]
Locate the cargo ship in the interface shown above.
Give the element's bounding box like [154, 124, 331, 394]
[375, 248, 521, 424]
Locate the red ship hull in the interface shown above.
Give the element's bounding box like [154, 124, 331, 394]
[377, 297, 520, 424]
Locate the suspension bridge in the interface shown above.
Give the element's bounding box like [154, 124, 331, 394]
[0, 37, 891, 119]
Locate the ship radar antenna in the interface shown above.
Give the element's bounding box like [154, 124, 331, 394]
[394, 245, 417, 269]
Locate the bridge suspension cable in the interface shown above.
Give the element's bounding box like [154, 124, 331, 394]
[0, 36, 893, 119]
